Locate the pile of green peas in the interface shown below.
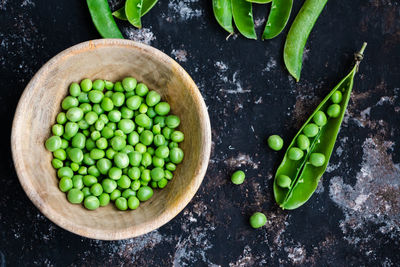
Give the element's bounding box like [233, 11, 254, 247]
[45, 77, 185, 211]
[276, 90, 343, 188]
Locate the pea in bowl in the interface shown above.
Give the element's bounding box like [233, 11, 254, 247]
[11, 39, 211, 240]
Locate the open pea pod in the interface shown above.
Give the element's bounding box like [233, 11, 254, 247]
[262, 0, 293, 40]
[274, 43, 367, 210]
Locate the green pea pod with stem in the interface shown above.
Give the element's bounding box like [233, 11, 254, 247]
[113, 0, 158, 21]
[87, 0, 124, 38]
[213, 0, 234, 34]
[231, 0, 257, 39]
[245, 0, 272, 3]
[125, 0, 143, 28]
[283, 0, 328, 81]
[274, 43, 367, 210]
[262, 0, 293, 40]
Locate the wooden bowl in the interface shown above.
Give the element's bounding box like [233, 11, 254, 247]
[11, 39, 211, 240]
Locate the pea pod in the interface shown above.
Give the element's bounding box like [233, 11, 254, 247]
[212, 0, 234, 34]
[262, 0, 293, 40]
[125, 0, 143, 28]
[283, 0, 328, 81]
[274, 43, 367, 210]
[113, 0, 158, 21]
[86, 0, 124, 38]
[231, 0, 257, 40]
[245, 0, 272, 3]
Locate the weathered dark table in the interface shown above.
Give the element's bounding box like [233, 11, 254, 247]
[1, 0, 399, 266]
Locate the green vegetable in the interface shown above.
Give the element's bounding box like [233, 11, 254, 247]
[245, 0, 271, 3]
[283, 0, 328, 81]
[267, 135, 283, 151]
[231, 0, 257, 39]
[231, 170, 245, 185]
[125, 0, 143, 28]
[87, 0, 124, 39]
[249, 212, 267, 228]
[84, 196, 100, 210]
[274, 43, 367, 210]
[212, 0, 233, 34]
[262, 0, 292, 40]
[113, 0, 158, 20]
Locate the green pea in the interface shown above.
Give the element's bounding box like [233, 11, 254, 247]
[90, 183, 103, 196]
[131, 180, 141, 191]
[83, 175, 97, 186]
[78, 92, 89, 103]
[147, 147, 155, 156]
[122, 144, 134, 154]
[71, 133, 86, 149]
[117, 175, 131, 189]
[95, 119, 105, 131]
[137, 126, 144, 134]
[154, 134, 166, 147]
[112, 92, 125, 107]
[110, 189, 121, 201]
[92, 104, 104, 115]
[108, 110, 122, 122]
[101, 97, 114, 111]
[72, 175, 84, 189]
[52, 159, 63, 169]
[93, 79, 105, 91]
[231, 170, 245, 185]
[288, 147, 304, 161]
[128, 196, 140, 209]
[303, 123, 319, 138]
[166, 162, 176, 171]
[118, 119, 135, 134]
[110, 136, 126, 151]
[128, 167, 141, 180]
[249, 212, 267, 229]
[164, 170, 173, 180]
[62, 96, 79, 110]
[114, 152, 130, 168]
[155, 146, 169, 159]
[80, 78, 93, 92]
[99, 193, 110, 206]
[162, 127, 173, 139]
[82, 129, 90, 137]
[57, 112, 67, 124]
[69, 82, 81, 97]
[331, 91, 342, 104]
[67, 189, 84, 204]
[85, 138, 96, 151]
[109, 167, 122, 180]
[327, 104, 341, 118]
[88, 90, 104, 104]
[45, 136, 62, 152]
[152, 124, 161, 135]
[113, 81, 124, 92]
[82, 187, 91, 197]
[171, 131, 184, 143]
[267, 135, 284, 151]
[140, 180, 148, 186]
[154, 116, 166, 128]
[276, 175, 291, 188]
[101, 126, 114, 139]
[296, 134, 310, 150]
[59, 177, 73, 192]
[106, 148, 117, 159]
[70, 162, 80, 172]
[80, 103, 92, 113]
[122, 77, 137, 91]
[107, 122, 117, 131]
[115, 197, 128, 210]
[78, 166, 87, 175]
[114, 129, 125, 138]
[169, 142, 178, 149]
[78, 119, 90, 130]
[96, 137, 108, 150]
[150, 181, 158, 188]
[309, 153, 326, 167]
[68, 148, 83, 163]
[90, 148, 105, 160]
[134, 113, 151, 128]
[145, 91, 161, 107]
[122, 189, 136, 199]
[83, 153, 95, 166]
[147, 107, 157, 118]
[170, 147, 184, 164]
[57, 167, 73, 178]
[139, 103, 148, 114]
[141, 169, 151, 182]
[158, 178, 168, 189]
[154, 102, 170, 116]
[85, 111, 98, 125]
[91, 130, 101, 141]
[126, 96, 142, 110]
[121, 107, 134, 119]
[102, 178, 117, 193]
[165, 115, 180, 129]
[313, 111, 327, 126]
[150, 167, 164, 182]
[152, 156, 164, 168]
[125, 91, 135, 98]
[88, 166, 100, 177]
[52, 124, 64, 136]
[105, 80, 114, 90]
[139, 130, 153, 146]
[141, 152, 152, 167]
[135, 83, 148, 96]
[84, 196, 99, 210]
[137, 186, 153, 201]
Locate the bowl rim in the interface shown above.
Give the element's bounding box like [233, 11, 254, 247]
[11, 39, 211, 240]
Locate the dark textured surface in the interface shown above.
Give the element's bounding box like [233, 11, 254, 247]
[1, 0, 399, 266]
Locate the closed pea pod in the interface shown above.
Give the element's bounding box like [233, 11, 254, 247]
[231, 0, 257, 39]
[262, 0, 293, 40]
[87, 0, 124, 38]
[212, 0, 234, 34]
[274, 43, 366, 210]
[283, 0, 328, 81]
[113, 0, 158, 20]
[125, 0, 143, 28]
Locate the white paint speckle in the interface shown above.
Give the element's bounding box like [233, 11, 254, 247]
[168, 0, 203, 21]
[171, 49, 188, 62]
[123, 27, 156, 45]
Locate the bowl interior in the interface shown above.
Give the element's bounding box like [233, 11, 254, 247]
[12, 40, 211, 240]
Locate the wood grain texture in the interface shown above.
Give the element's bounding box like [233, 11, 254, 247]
[11, 39, 211, 240]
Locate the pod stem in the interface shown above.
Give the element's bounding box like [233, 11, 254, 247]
[355, 42, 367, 72]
